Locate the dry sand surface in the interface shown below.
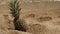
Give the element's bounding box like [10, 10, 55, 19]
[0, 0, 60, 34]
